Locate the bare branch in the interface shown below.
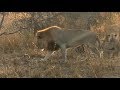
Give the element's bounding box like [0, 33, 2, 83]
[0, 26, 28, 37]
[5, 29, 21, 35]
[0, 32, 6, 36]
[0, 30, 20, 36]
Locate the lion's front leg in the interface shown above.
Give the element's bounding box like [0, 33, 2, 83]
[60, 44, 67, 62]
[41, 51, 54, 61]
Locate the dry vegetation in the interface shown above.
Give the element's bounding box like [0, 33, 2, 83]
[0, 12, 120, 78]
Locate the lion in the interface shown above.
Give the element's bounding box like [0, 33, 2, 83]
[35, 26, 101, 62]
[101, 33, 120, 59]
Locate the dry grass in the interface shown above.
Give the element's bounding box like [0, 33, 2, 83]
[0, 32, 120, 78]
[0, 46, 120, 78]
[1, 12, 120, 78]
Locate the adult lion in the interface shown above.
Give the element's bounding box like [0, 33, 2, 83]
[35, 26, 101, 62]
